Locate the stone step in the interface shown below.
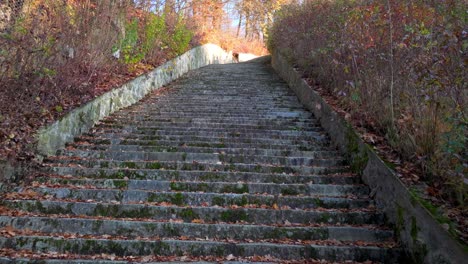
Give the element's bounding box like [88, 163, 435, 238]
[99, 118, 317, 127]
[86, 130, 327, 142]
[110, 110, 316, 119]
[109, 114, 313, 122]
[0, 235, 401, 262]
[43, 169, 361, 185]
[59, 147, 340, 160]
[91, 125, 324, 136]
[44, 159, 348, 175]
[0, 216, 393, 242]
[49, 151, 346, 168]
[69, 138, 328, 152]
[74, 135, 328, 149]
[89, 131, 327, 142]
[5, 200, 385, 225]
[98, 121, 319, 132]
[32, 178, 369, 198]
[25, 186, 370, 208]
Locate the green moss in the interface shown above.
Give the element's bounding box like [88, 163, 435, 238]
[412, 240, 428, 264]
[234, 195, 249, 206]
[221, 184, 249, 194]
[181, 153, 187, 161]
[271, 166, 288, 174]
[281, 188, 299, 196]
[107, 241, 126, 255]
[162, 223, 180, 236]
[253, 165, 262, 173]
[220, 210, 248, 222]
[81, 240, 101, 253]
[345, 125, 369, 175]
[120, 161, 137, 169]
[148, 193, 162, 203]
[188, 142, 210, 148]
[181, 164, 193, 171]
[113, 180, 128, 189]
[101, 161, 109, 168]
[93, 204, 153, 218]
[218, 154, 226, 162]
[212, 196, 226, 206]
[196, 183, 210, 192]
[395, 203, 404, 236]
[227, 164, 236, 172]
[153, 241, 170, 255]
[95, 139, 111, 145]
[26, 201, 73, 215]
[411, 216, 419, 243]
[146, 162, 162, 170]
[312, 197, 324, 207]
[171, 193, 185, 206]
[200, 173, 223, 181]
[170, 182, 187, 191]
[92, 220, 104, 232]
[298, 146, 312, 151]
[308, 247, 319, 258]
[318, 212, 332, 223]
[179, 208, 198, 220]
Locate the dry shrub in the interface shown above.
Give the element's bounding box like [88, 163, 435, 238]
[269, 0, 467, 206]
[0, 0, 195, 160]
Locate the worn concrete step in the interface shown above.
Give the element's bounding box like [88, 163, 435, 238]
[85, 130, 327, 142]
[26, 187, 370, 208]
[48, 152, 346, 168]
[92, 132, 327, 145]
[63, 144, 336, 158]
[5, 200, 385, 225]
[98, 121, 319, 132]
[74, 135, 328, 149]
[0, 235, 401, 262]
[0, 216, 393, 242]
[32, 178, 369, 198]
[105, 107, 313, 115]
[105, 115, 315, 125]
[69, 138, 329, 152]
[44, 159, 348, 175]
[91, 126, 324, 137]
[74, 133, 328, 147]
[99, 117, 318, 126]
[58, 147, 340, 160]
[99, 118, 317, 128]
[108, 114, 313, 123]
[43, 169, 361, 185]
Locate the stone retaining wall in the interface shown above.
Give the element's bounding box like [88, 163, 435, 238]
[271, 49, 466, 263]
[36, 44, 235, 157]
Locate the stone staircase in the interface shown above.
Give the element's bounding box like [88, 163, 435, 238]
[0, 58, 403, 263]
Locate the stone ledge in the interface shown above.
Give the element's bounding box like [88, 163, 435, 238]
[271, 49, 466, 263]
[35, 44, 235, 157]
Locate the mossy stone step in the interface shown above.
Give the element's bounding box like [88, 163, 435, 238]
[45, 159, 348, 176]
[74, 134, 328, 148]
[0, 216, 393, 242]
[26, 187, 371, 208]
[5, 200, 385, 225]
[0, 236, 401, 262]
[41, 169, 361, 185]
[69, 138, 328, 152]
[88, 130, 326, 142]
[58, 148, 339, 161]
[49, 151, 345, 168]
[36, 178, 370, 197]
